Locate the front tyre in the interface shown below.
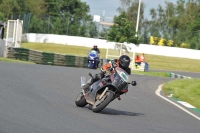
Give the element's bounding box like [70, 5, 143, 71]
[75, 92, 88, 107]
[89, 62, 93, 69]
[92, 92, 114, 113]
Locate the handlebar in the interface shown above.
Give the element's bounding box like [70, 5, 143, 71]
[128, 81, 137, 86]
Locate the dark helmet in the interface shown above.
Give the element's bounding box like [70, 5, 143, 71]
[119, 55, 131, 69]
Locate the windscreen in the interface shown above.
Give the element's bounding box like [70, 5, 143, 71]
[90, 50, 97, 55]
[115, 67, 130, 83]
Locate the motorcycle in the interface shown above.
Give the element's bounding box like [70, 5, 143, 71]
[75, 61, 137, 113]
[87, 50, 99, 69]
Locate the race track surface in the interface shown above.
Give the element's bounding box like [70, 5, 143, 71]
[0, 61, 199, 133]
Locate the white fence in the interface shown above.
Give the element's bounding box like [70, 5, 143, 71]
[24, 33, 200, 60]
[25, 33, 108, 48]
[6, 19, 23, 47]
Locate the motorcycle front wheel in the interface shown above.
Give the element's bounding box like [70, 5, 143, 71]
[88, 62, 93, 69]
[75, 92, 88, 107]
[92, 91, 114, 113]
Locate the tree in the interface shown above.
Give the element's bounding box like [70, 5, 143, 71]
[29, 15, 44, 33]
[0, 12, 5, 21]
[149, 8, 159, 37]
[45, 0, 61, 17]
[55, 0, 90, 35]
[0, 0, 93, 36]
[99, 28, 109, 39]
[42, 0, 92, 36]
[118, 0, 145, 38]
[111, 0, 200, 49]
[0, 0, 20, 19]
[106, 12, 138, 44]
[141, 19, 149, 44]
[25, 0, 46, 16]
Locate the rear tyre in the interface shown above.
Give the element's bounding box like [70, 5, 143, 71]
[75, 92, 88, 107]
[92, 92, 114, 113]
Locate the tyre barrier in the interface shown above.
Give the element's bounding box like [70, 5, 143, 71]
[6, 47, 109, 68]
[168, 72, 192, 79]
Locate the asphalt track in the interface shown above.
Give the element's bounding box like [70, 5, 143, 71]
[0, 61, 199, 133]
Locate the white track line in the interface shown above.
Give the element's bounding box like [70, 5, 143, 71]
[155, 84, 200, 121]
[177, 101, 196, 108]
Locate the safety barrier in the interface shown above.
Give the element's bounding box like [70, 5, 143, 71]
[6, 47, 107, 67]
[6, 47, 150, 72]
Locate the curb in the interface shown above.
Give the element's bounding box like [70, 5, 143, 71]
[167, 72, 192, 79]
[156, 85, 200, 121]
[168, 93, 200, 115]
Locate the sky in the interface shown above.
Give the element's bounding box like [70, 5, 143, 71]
[80, 0, 177, 20]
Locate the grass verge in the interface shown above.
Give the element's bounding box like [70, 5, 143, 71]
[0, 57, 35, 64]
[21, 43, 92, 56]
[132, 71, 169, 77]
[163, 79, 200, 109]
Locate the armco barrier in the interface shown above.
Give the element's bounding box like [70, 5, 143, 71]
[7, 47, 107, 68]
[6, 47, 148, 71]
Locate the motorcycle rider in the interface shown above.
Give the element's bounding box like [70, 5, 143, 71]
[91, 45, 100, 67]
[91, 45, 100, 54]
[82, 55, 136, 100]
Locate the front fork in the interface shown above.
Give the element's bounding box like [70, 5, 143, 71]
[99, 87, 108, 100]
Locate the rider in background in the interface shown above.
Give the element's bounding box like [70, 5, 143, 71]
[91, 45, 100, 54]
[82, 55, 133, 99]
[91, 44, 100, 67]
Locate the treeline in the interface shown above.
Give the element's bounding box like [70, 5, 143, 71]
[0, 0, 200, 49]
[146, 0, 200, 49]
[119, 0, 200, 49]
[0, 0, 98, 37]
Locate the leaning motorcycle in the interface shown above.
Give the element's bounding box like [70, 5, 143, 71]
[87, 50, 99, 69]
[75, 62, 137, 113]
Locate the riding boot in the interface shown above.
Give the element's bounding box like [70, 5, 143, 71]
[117, 95, 121, 100]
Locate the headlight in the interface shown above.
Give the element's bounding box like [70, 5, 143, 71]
[90, 56, 94, 60]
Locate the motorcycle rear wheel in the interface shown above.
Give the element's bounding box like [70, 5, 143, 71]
[92, 91, 113, 113]
[75, 92, 88, 107]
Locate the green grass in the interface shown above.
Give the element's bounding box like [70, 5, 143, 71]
[21, 43, 92, 57]
[145, 54, 200, 72]
[0, 57, 35, 64]
[132, 71, 169, 77]
[163, 79, 200, 109]
[21, 42, 200, 72]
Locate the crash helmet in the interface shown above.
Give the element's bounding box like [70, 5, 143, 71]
[119, 55, 131, 69]
[93, 44, 98, 49]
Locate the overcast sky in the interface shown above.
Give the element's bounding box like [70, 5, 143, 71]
[81, 0, 177, 20]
